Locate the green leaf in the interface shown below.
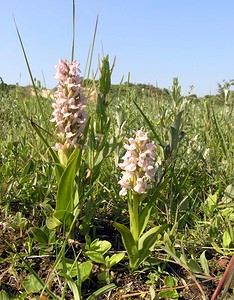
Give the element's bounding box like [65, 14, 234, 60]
[138, 201, 153, 236]
[85, 251, 105, 264]
[220, 209, 234, 221]
[206, 192, 218, 214]
[138, 225, 163, 251]
[162, 243, 181, 266]
[223, 231, 231, 248]
[19, 174, 32, 184]
[200, 251, 210, 275]
[113, 222, 138, 265]
[31, 228, 48, 244]
[53, 210, 73, 227]
[137, 225, 166, 269]
[97, 271, 108, 282]
[158, 289, 179, 299]
[149, 286, 156, 299]
[0, 291, 10, 300]
[173, 110, 183, 131]
[107, 252, 125, 268]
[23, 274, 44, 293]
[46, 215, 62, 230]
[168, 111, 184, 153]
[57, 259, 92, 281]
[60, 273, 81, 300]
[94, 148, 105, 167]
[211, 242, 225, 255]
[209, 225, 219, 238]
[169, 126, 178, 151]
[164, 275, 177, 288]
[41, 202, 54, 214]
[187, 259, 202, 274]
[87, 283, 116, 300]
[211, 105, 228, 159]
[56, 146, 82, 214]
[68, 280, 80, 300]
[221, 183, 234, 204]
[21, 159, 35, 176]
[79, 261, 93, 283]
[89, 239, 112, 255]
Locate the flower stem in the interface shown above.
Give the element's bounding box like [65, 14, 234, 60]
[132, 195, 139, 242]
[128, 192, 139, 243]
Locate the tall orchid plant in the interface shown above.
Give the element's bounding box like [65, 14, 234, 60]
[46, 59, 89, 234]
[114, 130, 166, 270]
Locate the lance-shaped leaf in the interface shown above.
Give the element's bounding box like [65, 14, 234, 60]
[138, 201, 153, 237]
[113, 222, 138, 265]
[136, 225, 167, 269]
[59, 272, 81, 300]
[55, 146, 82, 220]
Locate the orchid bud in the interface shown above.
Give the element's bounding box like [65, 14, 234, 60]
[100, 55, 111, 97]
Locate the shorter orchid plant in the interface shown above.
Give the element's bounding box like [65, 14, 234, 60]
[114, 130, 166, 271]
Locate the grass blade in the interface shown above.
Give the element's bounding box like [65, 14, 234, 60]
[71, 0, 75, 61]
[84, 15, 98, 79]
[13, 16, 48, 129]
[87, 283, 116, 300]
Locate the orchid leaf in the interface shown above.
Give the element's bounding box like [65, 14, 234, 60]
[113, 222, 138, 266]
[137, 225, 167, 268]
[56, 146, 81, 214]
[53, 210, 73, 229]
[138, 202, 153, 236]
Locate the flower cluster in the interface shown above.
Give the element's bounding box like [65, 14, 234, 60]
[51, 59, 87, 151]
[118, 130, 157, 196]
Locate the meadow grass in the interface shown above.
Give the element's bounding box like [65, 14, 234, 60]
[0, 75, 233, 299]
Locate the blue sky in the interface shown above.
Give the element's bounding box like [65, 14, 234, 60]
[1, 0, 234, 96]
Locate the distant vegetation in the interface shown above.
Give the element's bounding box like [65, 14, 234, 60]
[2, 76, 234, 103]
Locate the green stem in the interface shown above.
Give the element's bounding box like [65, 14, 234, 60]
[129, 193, 139, 243]
[133, 195, 139, 242]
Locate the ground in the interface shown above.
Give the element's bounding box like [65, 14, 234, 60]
[1, 215, 233, 299]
